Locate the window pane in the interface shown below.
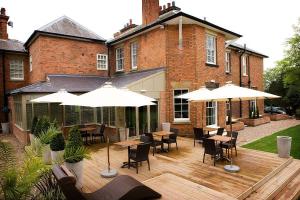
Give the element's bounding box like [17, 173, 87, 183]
[96, 108, 102, 123]
[81, 107, 94, 124]
[103, 107, 109, 125]
[65, 106, 80, 126]
[109, 107, 115, 126]
[26, 103, 33, 130]
[50, 103, 62, 125]
[33, 103, 49, 118]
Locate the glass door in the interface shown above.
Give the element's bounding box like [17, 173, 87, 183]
[150, 101, 158, 132]
[206, 101, 217, 126]
[125, 107, 136, 137]
[139, 106, 148, 135]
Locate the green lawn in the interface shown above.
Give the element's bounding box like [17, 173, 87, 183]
[242, 125, 300, 159]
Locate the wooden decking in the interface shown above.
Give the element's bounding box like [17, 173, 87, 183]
[81, 137, 299, 199]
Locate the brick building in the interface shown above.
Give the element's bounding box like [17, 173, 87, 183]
[0, 0, 268, 144]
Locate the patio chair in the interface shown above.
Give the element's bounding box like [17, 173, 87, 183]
[203, 138, 223, 166]
[193, 127, 208, 147]
[128, 143, 151, 174]
[216, 128, 224, 136]
[79, 124, 89, 144]
[52, 165, 161, 200]
[92, 124, 106, 143]
[221, 131, 238, 157]
[145, 132, 162, 156]
[162, 128, 178, 151]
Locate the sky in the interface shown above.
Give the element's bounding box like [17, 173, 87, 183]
[2, 0, 300, 70]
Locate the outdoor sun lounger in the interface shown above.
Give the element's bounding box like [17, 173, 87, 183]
[52, 164, 162, 200]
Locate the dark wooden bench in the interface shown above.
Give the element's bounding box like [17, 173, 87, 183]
[52, 164, 161, 200]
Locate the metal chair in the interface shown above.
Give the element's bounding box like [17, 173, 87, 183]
[128, 143, 151, 174]
[203, 138, 223, 166]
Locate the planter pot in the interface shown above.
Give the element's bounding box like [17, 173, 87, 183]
[240, 116, 270, 127]
[162, 122, 171, 132]
[1, 122, 9, 134]
[277, 136, 292, 158]
[65, 160, 84, 189]
[51, 150, 64, 164]
[42, 145, 52, 164]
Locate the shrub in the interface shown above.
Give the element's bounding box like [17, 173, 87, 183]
[33, 116, 51, 137]
[31, 116, 38, 134]
[39, 125, 59, 145]
[50, 133, 65, 151]
[63, 146, 89, 163]
[66, 126, 83, 148]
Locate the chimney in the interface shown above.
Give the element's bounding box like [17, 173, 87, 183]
[142, 0, 160, 25]
[0, 8, 9, 40]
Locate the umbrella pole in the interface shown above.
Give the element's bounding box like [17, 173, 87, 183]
[224, 98, 240, 173]
[100, 136, 117, 178]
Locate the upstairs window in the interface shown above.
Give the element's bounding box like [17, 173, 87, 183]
[97, 54, 108, 70]
[173, 89, 189, 121]
[29, 55, 33, 72]
[116, 48, 124, 72]
[225, 52, 231, 73]
[10, 59, 24, 81]
[206, 34, 216, 65]
[131, 42, 138, 70]
[242, 55, 248, 76]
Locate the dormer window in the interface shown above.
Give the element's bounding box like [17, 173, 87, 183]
[206, 34, 216, 65]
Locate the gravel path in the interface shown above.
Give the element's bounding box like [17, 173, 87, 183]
[237, 119, 300, 146]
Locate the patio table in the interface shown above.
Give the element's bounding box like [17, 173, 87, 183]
[208, 135, 232, 162]
[152, 131, 173, 153]
[203, 127, 218, 136]
[79, 127, 96, 145]
[115, 140, 143, 168]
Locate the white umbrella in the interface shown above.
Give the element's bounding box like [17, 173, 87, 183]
[189, 83, 280, 172]
[31, 89, 79, 126]
[61, 82, 156, 178]
[61, 83, 155, 107]
[31, 89, 79, 103]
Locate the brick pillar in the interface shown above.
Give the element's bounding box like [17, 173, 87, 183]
[142, 0, 160, 25]
[0, 8, 9, 40]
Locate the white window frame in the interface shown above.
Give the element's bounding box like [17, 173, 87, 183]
[206, 101, 218, 126]
[10, 59, 24, 81]
[206, 34, 216, 65]
[250, 99, 257, 112]
[29, 55, 33, 72]
[131, 42, 138, 70]
[242, 55, 248, 76]
[225, 51, 231, 73]
[116, 48, 124, 72]
[173, 89, 190, 122]
[97, 54, 108, 70]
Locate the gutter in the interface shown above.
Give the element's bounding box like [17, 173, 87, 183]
[239, 44, 247, 118]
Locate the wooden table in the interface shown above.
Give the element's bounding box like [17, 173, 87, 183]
[203, 126, 218, 136]
[115, 140, 143, 168]
[79, 127, 96, 145]
[153, 131, 173, 152]
[209, 135, 232, 162]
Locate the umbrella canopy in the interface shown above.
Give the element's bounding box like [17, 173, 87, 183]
[177, 86, 213, 99]
[61, 83, 156, 107]
[31, 89, 79, 103]
[189, 83, 280, 102]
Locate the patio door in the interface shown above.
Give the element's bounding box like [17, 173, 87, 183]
[125, 107, 136, 137]
[206, 101, 217, 126]
[150, 101, 158, 132]
[139, 106, 148, 135]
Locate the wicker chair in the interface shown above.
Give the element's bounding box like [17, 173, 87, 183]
[193, 127, 209, 147]
[221, 131, 238, 157]
[128, 143, 151, 174]
[145, 132, 162, 156]
[92, 124, 106, 143]
[162, 128, 178, 151]
[216, 128, 225, 136]
[203, 138, 223, 166]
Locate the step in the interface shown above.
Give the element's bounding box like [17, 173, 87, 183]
[245, 159, 300, 200]
[273, 163, 300, 200]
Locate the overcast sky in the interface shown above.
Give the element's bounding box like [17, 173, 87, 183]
[2, 0, 300, 70]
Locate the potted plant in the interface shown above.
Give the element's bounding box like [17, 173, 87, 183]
[64, 126, 89, 188]
[29, 116, 38, 143]
[296, 108, 300, 120]
[39, 125, 58, 164]
[33, 116, 51, 138]
[50, 132, 65, 164]
[1, 106, 10, 134]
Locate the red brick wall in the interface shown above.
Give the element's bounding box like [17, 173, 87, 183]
[28, 35, 108, 83]
[109, 28, 166, 74]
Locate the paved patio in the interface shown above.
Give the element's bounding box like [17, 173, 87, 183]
[237, 119, 300, 146]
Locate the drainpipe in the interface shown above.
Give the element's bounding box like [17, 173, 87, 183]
[1, 51, 8, 122]
[239, 44, 246, 118]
